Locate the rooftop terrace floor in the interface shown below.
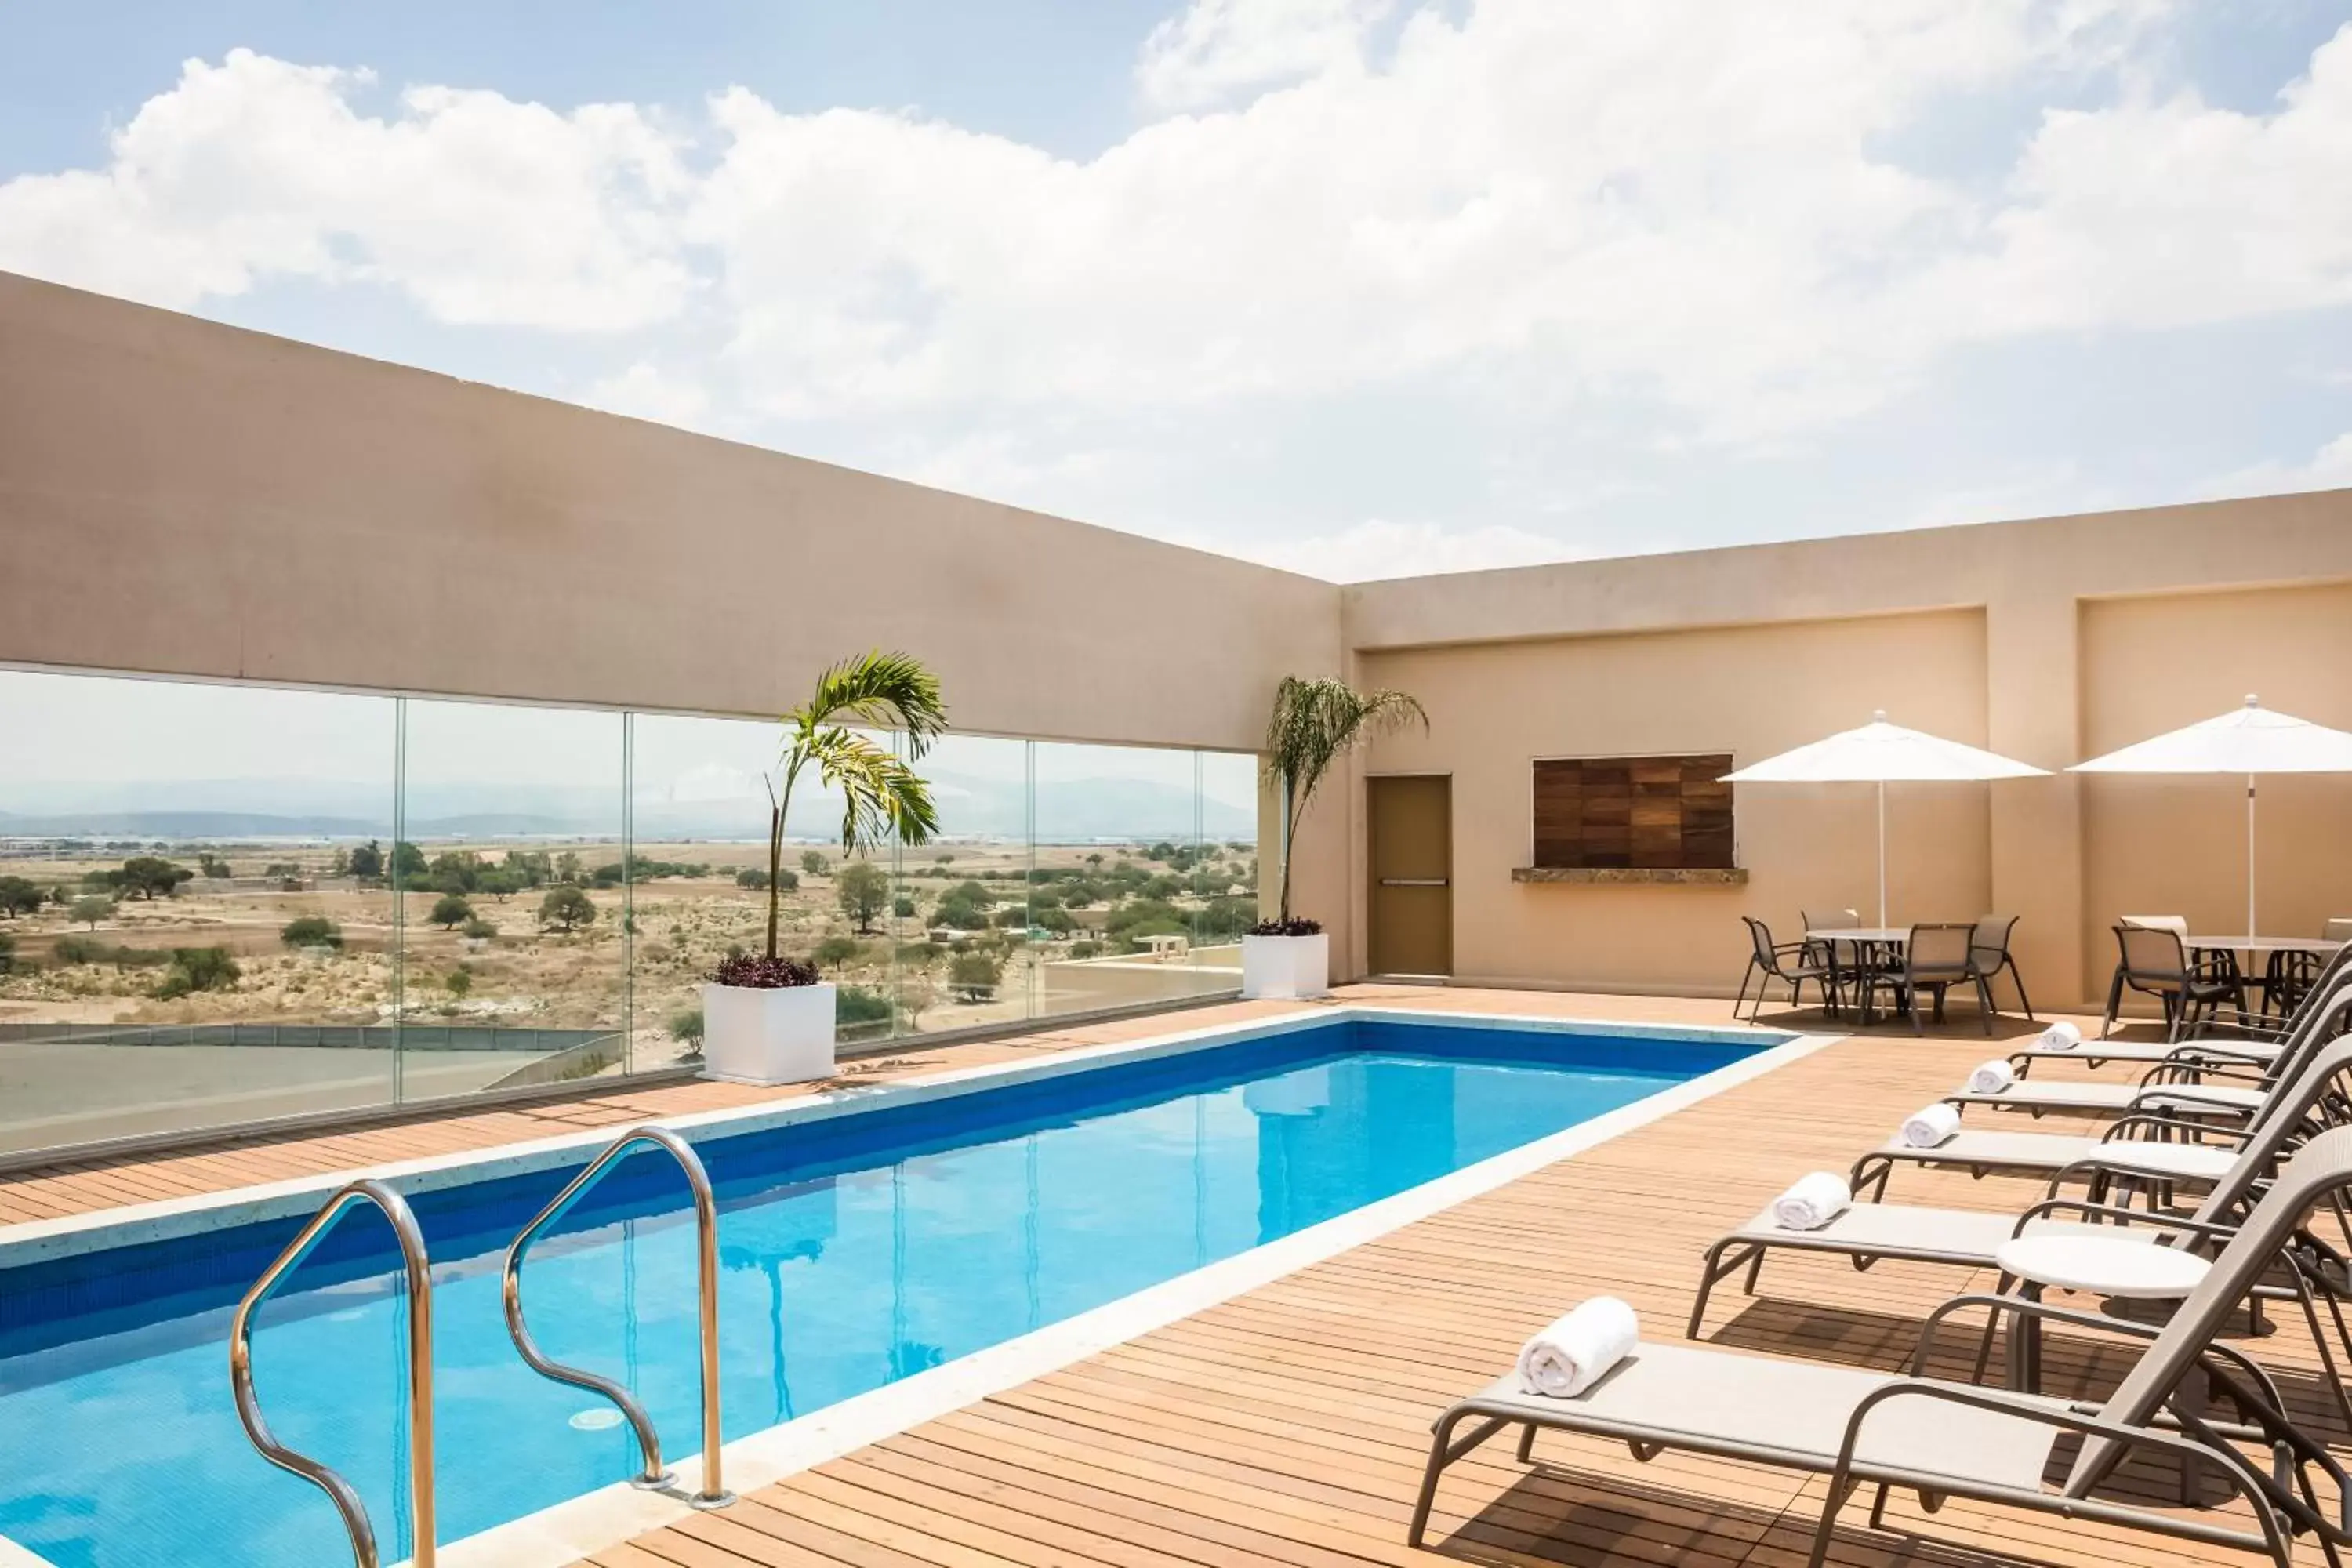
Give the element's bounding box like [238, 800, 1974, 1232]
[3, 987, 2318, 1568]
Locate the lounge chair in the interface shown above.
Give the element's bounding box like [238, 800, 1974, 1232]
[1695, 1030, 2352, 1335]
[1410, 1129, 2352, 1568]
[1950, 973, 2352, 1120]
[1853, 982, 2352, 1201]
[2005, 942, 2352, 1078]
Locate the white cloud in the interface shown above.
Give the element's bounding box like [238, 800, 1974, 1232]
[4, 7, 2350, 524]
[586, 361, 714, 429]
[1219, 516, 1577, 580]
[0, 48, 692, 329]
[1136, 0, 1395, 111]
[2210, 430, 2352, 499]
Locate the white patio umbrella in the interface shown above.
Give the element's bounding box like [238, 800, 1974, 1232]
[2068, 695, 2352, 940]
[1721, 711, 2048, 927]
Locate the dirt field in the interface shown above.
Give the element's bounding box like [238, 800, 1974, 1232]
[0, 834, 1256, 1151]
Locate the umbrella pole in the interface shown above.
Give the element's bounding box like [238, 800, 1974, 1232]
[2247, 774, 2256, 942]
[1876, 779, 1887, 929]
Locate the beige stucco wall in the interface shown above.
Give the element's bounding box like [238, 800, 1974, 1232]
[1358, 611, 1995, 995]
[2081, 583, 2352, 986]
[0, 270, 1340, 753]
[1346, 492, 2352, 1007]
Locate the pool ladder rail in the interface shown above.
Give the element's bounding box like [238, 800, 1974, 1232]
[228, 1178, 437, 1568]
[503, 1123, 736, 1511]
[226, 1123, 735, 1568]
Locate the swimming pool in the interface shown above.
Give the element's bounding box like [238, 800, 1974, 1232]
[0, 1011, 1788, 1566]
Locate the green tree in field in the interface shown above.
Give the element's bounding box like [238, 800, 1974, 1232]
[814, 934, 862, 970]
[669, 1007, 705, 1051]
[198, 853, 234, 879]
[948, 949, 1001, 1003]
[893, 894, 916, 919]
[118, 857, 194, 900]
[477, 869, 521, 901]
[539, 885, 596, 932]
[156, 946, 240, 998]
[430, 850, 482, 892]
[69, 895, 114, 930]
[391, 841, 429, 883]
[445, 967, 473, 998]
[554, 851, 583, 885]
[462, 917, 499, 940]
[429, 894, 474, 930]
[347, 840, 384, 880]
[0, 877, 43, 917]
[800, 850, 828, 877]
[837, 859, 891, 933]
[280, 916, 343, 949]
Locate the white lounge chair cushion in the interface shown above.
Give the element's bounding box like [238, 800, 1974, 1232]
[1461, 1342, 2060, 1491]
[1867, 1130, 2238, 1182]
[1726, 1203, 2184, 1264]
[1951, 1080, 2266, 1114]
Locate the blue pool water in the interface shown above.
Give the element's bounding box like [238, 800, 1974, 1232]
[0, 1015, 1766, 1566]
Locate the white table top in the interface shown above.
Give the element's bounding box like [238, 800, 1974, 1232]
[1994, 1233, 2209, 1299]
[2187, 935, 2347, 954]
[1806, 927, 1911, 944]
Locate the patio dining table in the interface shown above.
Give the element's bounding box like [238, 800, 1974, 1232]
[1803, 927, 1916, 1025]
[2187, 932, 2347, 1014]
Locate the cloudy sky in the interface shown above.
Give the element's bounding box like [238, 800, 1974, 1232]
[2, 0, 2348, 582]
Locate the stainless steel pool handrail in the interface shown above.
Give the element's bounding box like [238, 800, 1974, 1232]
[229, 1178, 436, 1568]
[503, 1123, 735, 1509]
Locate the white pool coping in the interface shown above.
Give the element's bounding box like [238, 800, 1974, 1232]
[0, 1003, 1830, 1568]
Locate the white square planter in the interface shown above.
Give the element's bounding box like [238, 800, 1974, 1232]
[1240, 931, 1330, 1000]
[701, 980, 837, 1085]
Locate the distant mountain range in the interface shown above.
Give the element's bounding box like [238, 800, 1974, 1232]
[0, 771, 1256, 845]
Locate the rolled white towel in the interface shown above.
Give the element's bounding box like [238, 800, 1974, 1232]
[1901, 1102, 1962, 1149]
[1966, 1059, 2016, 1094]
[2037, 1021, 2083, 1051]
[1770, 1171, 1852, 1231]
[1516, 1297, 1639, 1399]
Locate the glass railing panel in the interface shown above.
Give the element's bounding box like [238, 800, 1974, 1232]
[1029, 740, 1244, 1021]
[394, 697, 626, 1097]
[887, 733, 1033, 1039]
[0, 668, 397, 1153]
[625, 708, 782, 1069]
[1195, 749, 1263, 974]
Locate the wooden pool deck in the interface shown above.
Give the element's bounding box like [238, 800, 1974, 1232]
[2, 986, 2325, 1568]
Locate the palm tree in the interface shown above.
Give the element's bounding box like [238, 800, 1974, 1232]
[1262, 676, 1426, 926]
[762, 652, 949, 960]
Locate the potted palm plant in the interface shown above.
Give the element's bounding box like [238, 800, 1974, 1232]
[1247, 675, 1426, 999]
[704, 651, 946, 1083]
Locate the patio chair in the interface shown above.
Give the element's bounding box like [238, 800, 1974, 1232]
[1853, 922, 1991, 1035]
[1851, 978, 2352, 1202]
[1966, 914, 2032, 1020]
[1412, 1127, 2352, 1568]
[1691, 1017, 2352, 1346]
[1733, 916, 1836, 1023]
[2100, 924, 2245, 1042]
[1799, 907, 1867, 1014]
